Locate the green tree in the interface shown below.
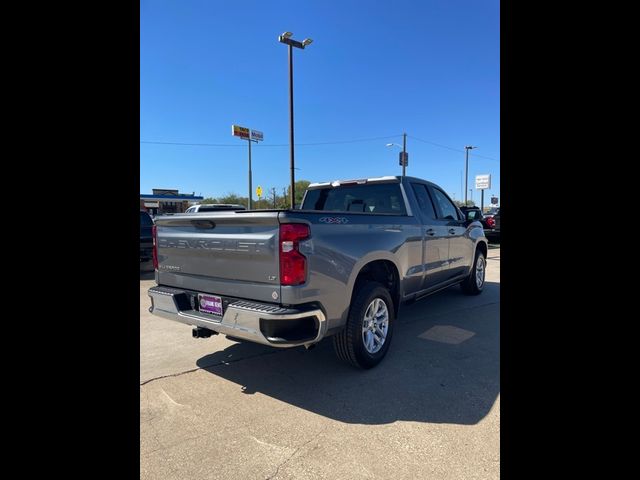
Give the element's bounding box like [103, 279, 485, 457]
[196, 182, 312, 211]
[253, 198, 272, 209]
[286, 180, 311, 208]
[218, 193, 247, 206]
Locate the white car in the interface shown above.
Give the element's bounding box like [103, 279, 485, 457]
[185, 204, 246, 213]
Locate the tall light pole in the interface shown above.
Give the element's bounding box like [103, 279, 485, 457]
[278, 31, 312, 209]
[464, 145, 477, 203]
[386, 133, 408, 176]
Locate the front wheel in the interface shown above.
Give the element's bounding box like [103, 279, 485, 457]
[333, 282, 395, 369]
[461, 249, 486, 295]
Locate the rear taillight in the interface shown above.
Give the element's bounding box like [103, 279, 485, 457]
[279, 223, 310, 286]
[486, 217, 495, 228]
[152, 225, 158, 270]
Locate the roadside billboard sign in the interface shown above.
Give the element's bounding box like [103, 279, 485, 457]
[475, 174, 491, 189]
[232, 125, 250, 139]
[250, 130, 264, 142]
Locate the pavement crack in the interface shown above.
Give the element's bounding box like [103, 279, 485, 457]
[264, 425, 329, 480]
[140, 367, 201, 386]
[140, 348, 283, 386]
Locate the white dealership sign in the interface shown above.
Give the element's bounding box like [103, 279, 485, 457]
[250, 130, 264, 142]
[475, 174, 491, 190]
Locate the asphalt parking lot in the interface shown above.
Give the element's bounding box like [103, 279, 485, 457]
[140, 247, 500, 479]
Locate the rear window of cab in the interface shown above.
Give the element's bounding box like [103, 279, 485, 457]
[301, 183, 407, 215]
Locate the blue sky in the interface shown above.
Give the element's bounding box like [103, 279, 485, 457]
[140, 0, 500, 205]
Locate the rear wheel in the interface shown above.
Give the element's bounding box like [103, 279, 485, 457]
[461, 249, 486, 295]
[333, 282, 395, 369]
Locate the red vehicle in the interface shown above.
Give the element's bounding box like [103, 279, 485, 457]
[459, 206, 500, 243]
[483, 208, 500, 242]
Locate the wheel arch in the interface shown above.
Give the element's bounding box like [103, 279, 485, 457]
[345, 256, 401, 321]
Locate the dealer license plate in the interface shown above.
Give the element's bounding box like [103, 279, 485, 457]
[198, 294, 223, 316]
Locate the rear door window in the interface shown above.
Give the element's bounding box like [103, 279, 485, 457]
[410, 183, 436, 220]
[430, 188, 461, 221]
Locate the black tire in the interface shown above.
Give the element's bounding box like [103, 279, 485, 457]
[461, 249, 486, 295]
[333, 282, 395, 369]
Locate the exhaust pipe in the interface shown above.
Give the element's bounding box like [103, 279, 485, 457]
[192, 327, 218, 338]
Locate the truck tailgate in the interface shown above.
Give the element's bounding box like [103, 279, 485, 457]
[155, 212, 281, 303]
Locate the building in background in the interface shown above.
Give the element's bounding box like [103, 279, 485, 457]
[140, 189, 204, 215]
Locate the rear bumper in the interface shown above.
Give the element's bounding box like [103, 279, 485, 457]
[148, 286, 327, 348]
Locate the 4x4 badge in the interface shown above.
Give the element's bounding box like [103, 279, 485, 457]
[319, 216, 348, 224]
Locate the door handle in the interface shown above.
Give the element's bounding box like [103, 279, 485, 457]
[448, 228, 456, 235]
[425, 229, 435, 236]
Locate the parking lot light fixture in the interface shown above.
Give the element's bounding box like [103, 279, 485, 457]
[278, 31, 313, 208]
[464, 145, 477, 203]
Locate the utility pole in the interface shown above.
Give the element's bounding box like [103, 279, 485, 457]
[271, 187, 276, 208]
[464, 145, 477, 203]
[402, 133, 407, 177]
[247, 138, 252, 210]
[481, 189, 484, 212]
[385, 135, 408, 175]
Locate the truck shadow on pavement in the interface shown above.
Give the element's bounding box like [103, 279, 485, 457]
[195, 282, 499, 426]
[140, 270, 155, 280]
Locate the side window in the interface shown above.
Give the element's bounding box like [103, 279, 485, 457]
[410, 183, 436, 220]
[431, 188, 460, 220]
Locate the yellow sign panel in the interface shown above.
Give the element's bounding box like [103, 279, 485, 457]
[231, 124, 250, 139]
[256, 186, 263, 198]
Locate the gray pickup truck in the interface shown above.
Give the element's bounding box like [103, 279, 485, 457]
[148, 175, 488, 369]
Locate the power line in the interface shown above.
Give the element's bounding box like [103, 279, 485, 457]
[471, 153, 500, 162]
[140, 141, 243, 147]
[140, 134, 402, 148]
[408, 135, 465, 153]
[276, 134, 402, 146]
[141, 133, 500, 162]
[408, 134, 500, 162]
